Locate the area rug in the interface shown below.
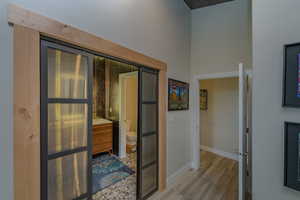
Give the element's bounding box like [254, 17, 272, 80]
[92, 154, 135, 194]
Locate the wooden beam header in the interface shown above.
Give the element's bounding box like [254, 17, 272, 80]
[8, 4, 167, 71]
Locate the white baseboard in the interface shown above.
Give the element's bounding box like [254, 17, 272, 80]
[167, 162, 192, 187]
[200, 145, 238, 161]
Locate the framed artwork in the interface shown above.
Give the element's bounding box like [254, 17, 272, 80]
[168, 79, 189, 111]
[200, 89, 208, 110]
[283, 43, 300, 107]
[284, 122, 300, 191]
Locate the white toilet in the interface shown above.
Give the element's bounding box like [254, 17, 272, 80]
[125, 120, 137, 151]
[127, 131, 137, 145]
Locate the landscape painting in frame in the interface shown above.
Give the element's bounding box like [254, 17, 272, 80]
[168, 79, 189, 111]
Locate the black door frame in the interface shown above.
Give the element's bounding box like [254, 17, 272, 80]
[40, 39, 94, 200]
[137, 67, 159, 200]
[40, 37, 159, 200]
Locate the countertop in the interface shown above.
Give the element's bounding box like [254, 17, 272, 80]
[93, 118, 112, 125]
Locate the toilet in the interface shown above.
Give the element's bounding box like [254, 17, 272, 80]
[127, 131, 137, 145]
[125, 120, 137, 153]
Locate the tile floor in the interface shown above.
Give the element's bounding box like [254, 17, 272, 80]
[93, 152, 137, 200]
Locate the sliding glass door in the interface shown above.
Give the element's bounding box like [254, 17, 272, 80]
[137, 67, 159, 200]
[41, 39, 159, 200]
[41, 40, 93, 200]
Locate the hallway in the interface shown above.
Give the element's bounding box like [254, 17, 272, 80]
[153, 151, 238, 200]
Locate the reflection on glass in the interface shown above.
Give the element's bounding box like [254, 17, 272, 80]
[48, 151, 87, 200]
[48, 104, 87, 154]
[142, 134, 157, 166]
[142, 104, 157, 133]
[142, 72, 157, 102]
[142, 164, 157, 197]
[48, 48, 88, 99]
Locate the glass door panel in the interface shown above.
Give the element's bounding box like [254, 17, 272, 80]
[142, 134, 157, 166]
[48, 104, 88, 154]
[142, 72, 157, 101]
[141, 164, 157, 195]
[138, 67, 159, 200]
[48, 151, 88, 200]
[41, 39, 92, 200]
[142, 104, 157, 133]
[47, 48, 88, 99]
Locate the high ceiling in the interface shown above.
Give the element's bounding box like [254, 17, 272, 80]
[184, 0, 234, 9]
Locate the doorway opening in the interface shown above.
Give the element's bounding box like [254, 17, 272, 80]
[40, 38, 159, 200]
[191, 66, 252, 200]
[92, 56, 139, 200]
[200, 77, 239, 198]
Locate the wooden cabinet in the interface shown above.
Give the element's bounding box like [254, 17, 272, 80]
[93, 123, 113, 155]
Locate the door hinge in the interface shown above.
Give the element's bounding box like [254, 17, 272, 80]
[239, 152, 248, 157]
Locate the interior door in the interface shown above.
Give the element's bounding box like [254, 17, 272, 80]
[137, 67, 159, 200]
[239, 63, 247, 200]
[41, 39, 93, 200]
[119, 71, 139, 158]
[245, 73, 252, 198]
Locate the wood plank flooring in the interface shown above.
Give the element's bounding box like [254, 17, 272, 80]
[152, 150, 238, 200]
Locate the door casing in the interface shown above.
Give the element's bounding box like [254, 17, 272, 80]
[10, 4, 167, 200]
[191, 67, 253, 200]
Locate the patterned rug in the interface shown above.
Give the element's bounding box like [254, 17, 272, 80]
[92, 154, 135, 194]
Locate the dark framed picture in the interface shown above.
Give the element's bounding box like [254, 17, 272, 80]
[283, 43, 300, 107]
[200, 89, 208, 110]
[168, 79, 189, 111]
[284, 122, 300, 191]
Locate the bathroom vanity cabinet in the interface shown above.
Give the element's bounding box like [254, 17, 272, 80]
[93, 120, 113, 155]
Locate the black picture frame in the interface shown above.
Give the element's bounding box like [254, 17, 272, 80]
[284, 122, 300, 192]
[283, 43, 300, 107]
[168, 79, 189, 111]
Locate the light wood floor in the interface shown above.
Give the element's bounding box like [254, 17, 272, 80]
[152, 150, 238, 200]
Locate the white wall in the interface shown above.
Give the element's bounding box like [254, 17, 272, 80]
[190, 0, 251, 75]
[200, 78, 239, 155]
[0, 0, 191, 199]
[252, 0, 300, 199]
